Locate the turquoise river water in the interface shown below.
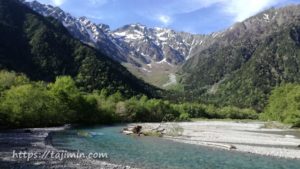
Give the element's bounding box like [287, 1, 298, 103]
[51, 125, 300, 169]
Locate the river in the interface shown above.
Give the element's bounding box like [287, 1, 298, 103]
[51, 125, 300, 169]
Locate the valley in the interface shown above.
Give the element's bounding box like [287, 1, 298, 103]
[0, 0, 300, 169]
[24, 0, 217, 87]
[24, 1, 300, 112]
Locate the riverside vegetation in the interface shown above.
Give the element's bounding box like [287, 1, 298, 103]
[0, 70, 260, 129]
[260, 83, 300, 127]
[1, 70, 299, 129]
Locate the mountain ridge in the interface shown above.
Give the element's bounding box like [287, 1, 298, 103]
[24, 0, 221, 87]
[179, 4, 300, 110]
[21, 0, 300, 110]
[0, 0, 160, 97]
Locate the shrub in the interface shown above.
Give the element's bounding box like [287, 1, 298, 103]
[261, 84, 300, 127]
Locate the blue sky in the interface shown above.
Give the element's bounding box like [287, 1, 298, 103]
[29, 0, 300, 34]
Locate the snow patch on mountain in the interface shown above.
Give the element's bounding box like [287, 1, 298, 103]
[163, 74, 177, 87]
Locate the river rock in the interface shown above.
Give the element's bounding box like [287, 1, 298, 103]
[229, 145, 237, 150]
[132, 125, 142, 134]
[122, 125, 142, 135]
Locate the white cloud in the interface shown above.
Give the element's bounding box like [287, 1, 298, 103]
[223, 0, 282, 21]
[162, 0, 223, 14]
[158, 15, 172, 25]
[51, 0, 67, 6]
[159, 0, 282, 22]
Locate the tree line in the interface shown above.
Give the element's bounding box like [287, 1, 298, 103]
[0, 70, 260, 129]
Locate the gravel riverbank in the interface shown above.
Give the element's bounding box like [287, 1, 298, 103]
[131, 121, 300, 159]
[0, 126, 134, 169]
[2, 121, 299, 168]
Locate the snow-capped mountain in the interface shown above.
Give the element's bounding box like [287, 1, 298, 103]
[24, 0, 230, 87]
[25, 1, 129, 62]
[24, 1, 214, 67]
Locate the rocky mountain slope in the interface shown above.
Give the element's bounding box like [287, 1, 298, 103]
[0, 0, 160, 97]
[24, 0, 220, 87]
[179, 5, 300, 110]
[22, 0, 300, 110]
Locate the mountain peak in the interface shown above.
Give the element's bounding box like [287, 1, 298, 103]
[2, 0, 158, 97]
[79, 16, 92, 25]
[130, 23, 146, 28]
[98, 23, 110, 32]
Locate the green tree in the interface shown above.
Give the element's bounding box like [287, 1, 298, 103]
[0, 83, 64, 128]
[261, 84, 300, 127]
[0, 70, 29, 93]
[48, 76, 79, 122]
[49, 76, 79, 97]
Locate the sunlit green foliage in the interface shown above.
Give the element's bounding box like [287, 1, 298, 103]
[0, 83, 63, 127]
[0, 72, 110, 128]
[0, 70, 259, 129]
[0, 71, 30, 93]
[260, 84, 300, 127]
